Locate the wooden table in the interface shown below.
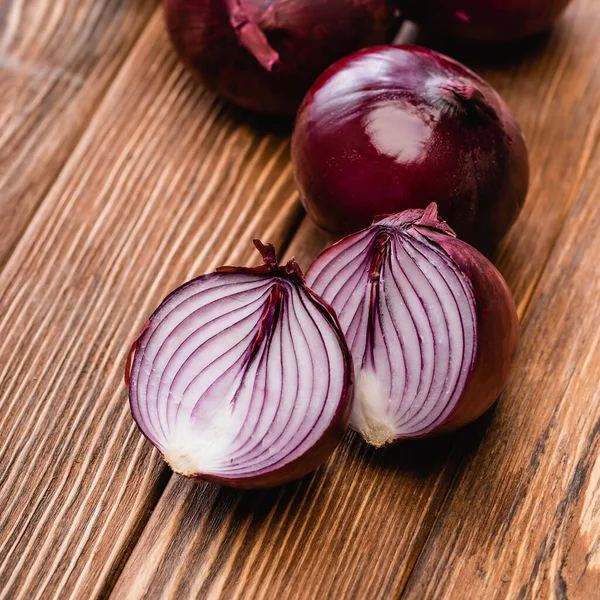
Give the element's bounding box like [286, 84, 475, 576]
[1, 1, 599, 598]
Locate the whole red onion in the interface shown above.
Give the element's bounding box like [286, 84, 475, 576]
[306, 204, 519, 445]
[163, 0, 402, 115]
[126, 241, 352, 489]
[292, 45, 529, 256]
[399, 0, 573, 43]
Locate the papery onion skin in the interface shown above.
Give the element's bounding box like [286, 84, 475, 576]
[163, 0, 402, 116]
[126, 241, 352, 489]
[306, 205, 519, 444]
[399, 0, 573, 43]
[292, 45, 529, 256]
[422, 223, 519, 434]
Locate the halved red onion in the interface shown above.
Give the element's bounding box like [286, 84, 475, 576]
[127, 241, 352, 488]
[306, 204, 519, 445]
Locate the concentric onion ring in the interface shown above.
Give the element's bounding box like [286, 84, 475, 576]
[127, 241, 352, 489]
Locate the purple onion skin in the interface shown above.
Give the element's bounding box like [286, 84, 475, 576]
[399, 0, 573, 43]
[292, 45, 529, 256]
[163, 0, 402, 116]
[423, 226, 519, 434]
[126, 242, 353, 490]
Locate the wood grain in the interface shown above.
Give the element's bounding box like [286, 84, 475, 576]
[3, 1, 600, 598]
[404, 123, 600, 600]
[111, 413, 460, 600]
[0, 0, 158, 268]
[110, 2, 600, 598]
[0, 12, 302, 599]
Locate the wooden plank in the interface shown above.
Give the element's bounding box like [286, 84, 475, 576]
[403, 122, 600, 600]
[111, 1, 600, 598]
[0, 0, 158, 268]
[0, 11, 303, 599]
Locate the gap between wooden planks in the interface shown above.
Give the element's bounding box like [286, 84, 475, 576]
[0, 1, 598, 599]
[112, 1, 600, 598]
[0, 0, 159, 270]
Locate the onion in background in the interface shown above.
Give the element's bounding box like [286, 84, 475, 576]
[163, 0, 402, 115]
[399, 0, 574, 43]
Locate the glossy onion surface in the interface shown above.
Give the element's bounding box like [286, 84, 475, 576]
[127, 242, 352, 488]
[292, 45, 529, 255]
[164, 0, 402, 115]
[400, 0, 573, 43]
[306, 205, 519, 445]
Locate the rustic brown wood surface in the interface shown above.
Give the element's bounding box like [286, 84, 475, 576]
[0, 1, 599, 598]
[0, 0, 159, 268]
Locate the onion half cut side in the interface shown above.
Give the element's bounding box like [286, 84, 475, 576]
[127, 241, 352, 489]
[306, 204, 519, 446]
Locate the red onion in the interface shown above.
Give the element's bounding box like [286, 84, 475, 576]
[306, 204, 519, 445]
[399, 0, 573, 43]
[292, 45, 529, 256]
[163, 0, 402, 116]
[126, 241, 352, 489]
